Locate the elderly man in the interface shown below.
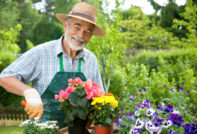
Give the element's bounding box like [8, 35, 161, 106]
[0, 2, 105, 129]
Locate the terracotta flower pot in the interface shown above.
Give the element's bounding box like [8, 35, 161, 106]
[95, 126, 113, 134]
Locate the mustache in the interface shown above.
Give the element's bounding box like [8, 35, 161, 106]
[72, 35, 85, 44]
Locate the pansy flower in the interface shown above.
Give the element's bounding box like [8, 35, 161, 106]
[162, 119, 172, 128]
[135, 119, 144, 129]
[164, 104, 173, 113]
[146, 108, 155, 117]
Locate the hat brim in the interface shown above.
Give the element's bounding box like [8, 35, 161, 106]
[56, 14, 106, 36]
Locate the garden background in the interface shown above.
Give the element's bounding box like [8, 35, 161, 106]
[0, 0, 197, 133]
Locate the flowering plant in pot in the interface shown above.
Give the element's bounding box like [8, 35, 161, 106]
[89, 93, 119, 134]
[55, 77, 104, 133]
[115, 86, 197, 134]
[19, 118, 59, 134]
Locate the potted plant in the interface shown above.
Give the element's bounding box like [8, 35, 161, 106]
[89, 93, 119, 134]
[55, 77, 104, 134]
[20, 118, 59, 134]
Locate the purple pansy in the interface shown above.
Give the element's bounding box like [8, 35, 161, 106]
[143, 99, 151, 108]
[157, 104, 164, 111]
[168, 129, 178, 134]
[179, 87, 184, 92]
[173, 85, 177, 88]
[164, 104, 173, 113]
[191, 105, 196, 110]
[168, 113, 184, 127]
[154, 118, 163, 127]
[170, 88, 175, 92]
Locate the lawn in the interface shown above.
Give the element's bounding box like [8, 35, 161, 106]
[0, 126, 23, 134]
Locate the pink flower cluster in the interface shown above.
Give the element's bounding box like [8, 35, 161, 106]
[55, 77, 104, 101]
[84, 79, 104, 99]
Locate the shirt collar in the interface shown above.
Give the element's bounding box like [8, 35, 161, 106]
[56, 36, 87, 61]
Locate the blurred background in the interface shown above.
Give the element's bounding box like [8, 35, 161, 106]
[0, 0, 197, 132]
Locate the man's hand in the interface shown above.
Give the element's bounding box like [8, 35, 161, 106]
[25, 103, 43, 119]
[23, 88, 43, 119]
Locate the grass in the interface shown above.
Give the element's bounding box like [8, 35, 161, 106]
[0, 126, 23, 134]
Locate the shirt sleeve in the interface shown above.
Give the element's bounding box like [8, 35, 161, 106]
[93, 58, 104, 91]
[0, 47, 40, 84]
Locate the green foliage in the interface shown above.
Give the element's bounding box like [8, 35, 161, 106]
[119, 7, 180, 49]
[17, 1, 41, 52]
[20, 120, 59, 134]
[86, 1, 127, 94]
[123, 48, 197, 107]
[148, 0, 186, 38]
[60, 88, 89, 126]
[173, 0, 197, 47]
[33, 16, 63, 45]
[0, 126, 23, 134]
[54, 0, 80, 15]
[0, 1, 19, 30]
[0, 24, 23, 107]
[26, 39, 35, 50]
[0, 24, 21, 71]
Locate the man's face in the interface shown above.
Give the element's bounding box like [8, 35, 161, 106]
[64, 17, 95, 51]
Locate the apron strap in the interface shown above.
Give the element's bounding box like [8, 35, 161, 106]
[59, 53, 64, 72]
[78, 58, 82, 72]
[59, 53, 82, 72]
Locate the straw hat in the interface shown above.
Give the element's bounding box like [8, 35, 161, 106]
[56, 2, 106, 36]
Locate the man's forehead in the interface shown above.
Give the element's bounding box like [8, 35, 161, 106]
[70, 17, 95, 29]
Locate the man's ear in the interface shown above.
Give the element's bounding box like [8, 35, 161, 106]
[63, 20, 68, 31]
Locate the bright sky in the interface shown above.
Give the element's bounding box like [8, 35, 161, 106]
[116, 0, 186, 14]
[34, 0, 186, 15]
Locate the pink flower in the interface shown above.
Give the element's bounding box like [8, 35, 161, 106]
[63, 90, 69, 99]
[84, 79, 104, 99]
[68, 78, 73, 82]
[74, 77, 84, 85]
[86, 92, 93, 100]
[65, 86, 76, 93]
[55, 95, 59, 100]
[58, 89, 65, 102]
[68, 77, 84, 86]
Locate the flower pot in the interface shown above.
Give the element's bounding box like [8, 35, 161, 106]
[68, 118, 89, 134]
[95, 126, 113, 134]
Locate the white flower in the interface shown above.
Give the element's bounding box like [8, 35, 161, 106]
[145, 120, 162, 134]
[135, 110, 140, 116]
[129, 125, 140, 134]
[135, 119, 144, 129]
[146, 108, 155, 117]
[172, 109, 180, 114]
[162, 120, 172, 128]
[129, 125, 135, 134]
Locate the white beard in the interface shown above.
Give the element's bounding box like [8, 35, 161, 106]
[64, 33, 86, 51]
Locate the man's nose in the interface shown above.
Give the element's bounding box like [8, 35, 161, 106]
[77, 29, 85, 39]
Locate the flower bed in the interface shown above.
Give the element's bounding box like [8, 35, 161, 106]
[115, 86, 197, 134]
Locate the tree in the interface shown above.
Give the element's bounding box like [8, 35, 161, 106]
[33, 15, 63, 45]
[17, 0, 41, 52]
[148, 0, 186, 38]
[0, 25, 22, 107]
[119, 6, 180, 49]
[0, 1, 19, 30]
[173, 0, 197, 47]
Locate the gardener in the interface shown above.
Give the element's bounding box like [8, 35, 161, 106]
[0, 2, 105, 129]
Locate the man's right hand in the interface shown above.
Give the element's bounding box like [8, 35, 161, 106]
[23, 88, 43, 119]
[25, 103, 43, 119]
